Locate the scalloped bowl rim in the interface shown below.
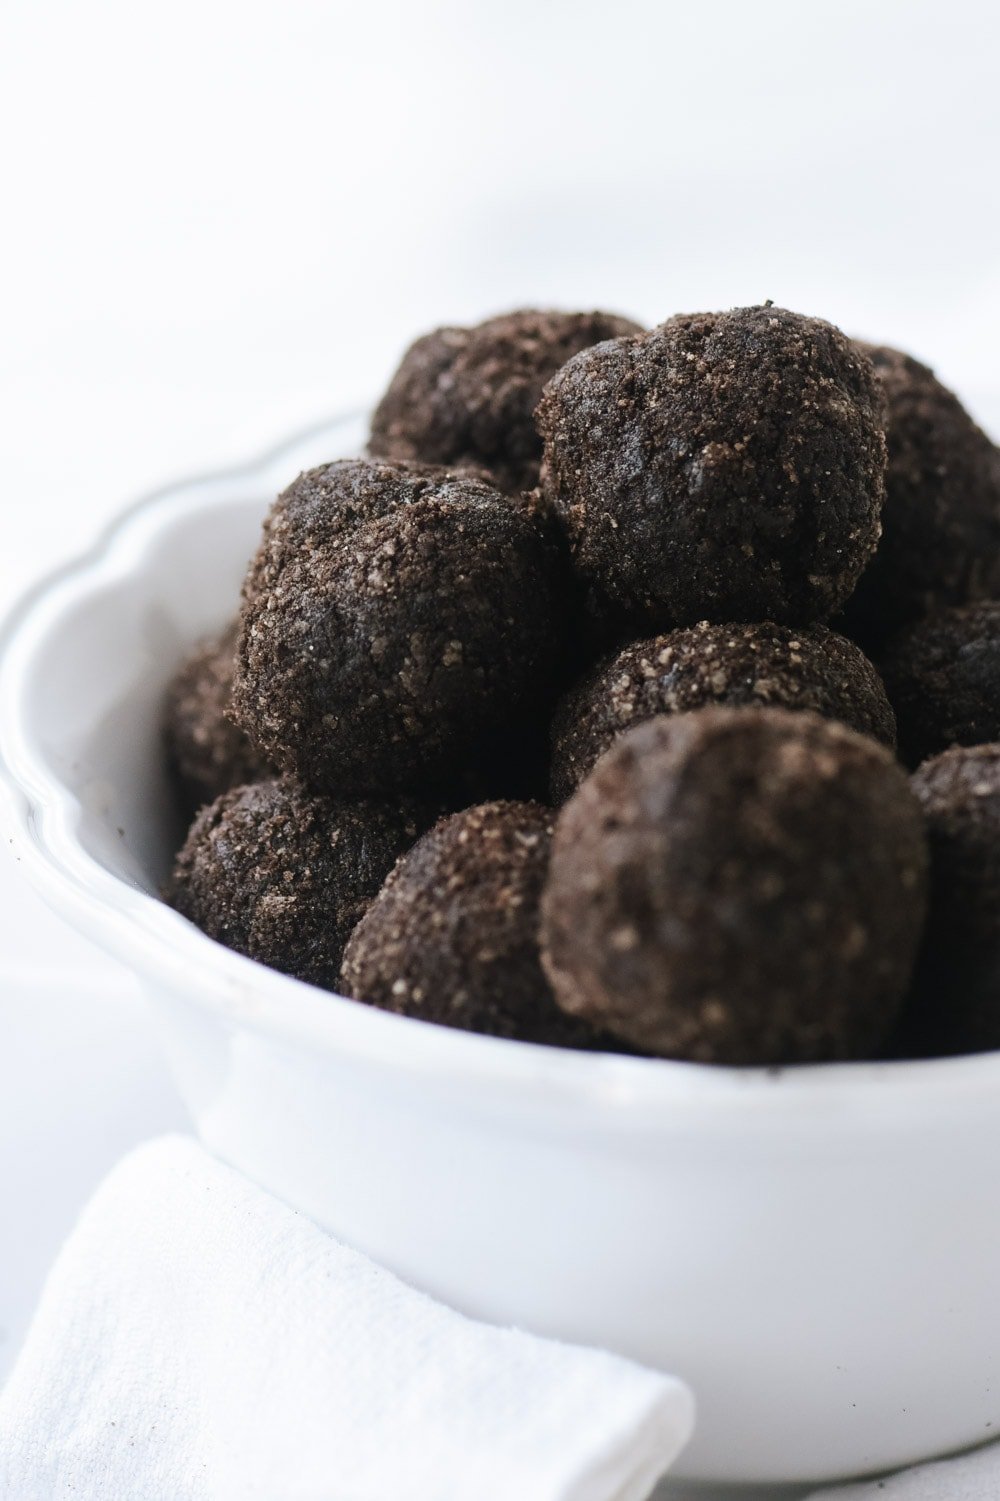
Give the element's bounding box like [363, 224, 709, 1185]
[1, 412, 997, 1130]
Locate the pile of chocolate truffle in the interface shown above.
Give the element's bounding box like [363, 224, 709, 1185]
[165, 305, 1000, 1067]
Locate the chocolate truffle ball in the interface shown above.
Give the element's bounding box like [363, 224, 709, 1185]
[550, 621, 896, 803]
[536, 305, 886, 630]
[880, 603, 1000, 768]
[231, 459, 562, 794]
[541, 709, 928, 1065]
[843, 345, 1000, 644]
[369, 308, 643, 494]
[163, 622, 271, 811]
[899, 746, 1000, 1055]
[341, 801, 599, 1046]
[167, 776, 428, 989]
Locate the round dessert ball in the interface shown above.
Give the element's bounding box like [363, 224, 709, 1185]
[898, 746, 1000, 1056]
[230, 459, 563, 794]
[167, 776, 428, 989]
[368, 308, 643, 494]
[549, 621, 896, 803]
[341, 801, 600, 1047]
[880, 602, 1000, 768]
[842, 345, 1000, 644]
[536, 305, 886, 630]
[540, 709, 928, 1065]
[163, 621, 271, 811]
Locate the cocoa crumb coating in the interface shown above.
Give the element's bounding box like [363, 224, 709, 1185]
[880, 602, 1000, 768]
[230, 459, 563, 794]
[536, 305, 886, 631]
[167, 775, 430, 989]
[842, 344, 1000, 645]
[541, 709, 927, 1065]
[163, 621, 271, 812]
[550, 620, 895, 802]
[341, 800, 605, 1048]
[369, 308, 643, 494]
[898, 746, 1000, 1056]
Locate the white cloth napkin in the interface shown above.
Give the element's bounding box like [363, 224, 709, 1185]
[811, 1441, 1000, 1500]
[0, 1135, 694, 1501]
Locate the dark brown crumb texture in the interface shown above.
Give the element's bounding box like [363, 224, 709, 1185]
[230, 458, 563, 794]
[880, 602, 1000, 769]
[898, 746, 1000, 1056]
[540, 708, 927, 1065]
[341, 800, 604, 1047]
[163, 621, 272, 812]
[549, 620, 896, 802]
[842, 344, 1000, 644]
[536, 305, 886, 631]
[167, 775, 429, 989]
[369, 308, 643, 494]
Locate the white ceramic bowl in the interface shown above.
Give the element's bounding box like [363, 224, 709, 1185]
[2, 412, 999, 1489]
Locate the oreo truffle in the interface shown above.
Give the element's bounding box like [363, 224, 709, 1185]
[231, 459, 562, 794]
[540, 709, 927, 1065]
[536, 305, 886, 630]
[167, 776, 427, 989]
[843, 344, 1000, 644]
[341, 801, 598, 1046]
[369, 308, 643, 494]
[550, 621, 896, 803]
[163, 622, 271, 811]
[901, 747, 1000, 1055]
[880, 602, 1000, 768]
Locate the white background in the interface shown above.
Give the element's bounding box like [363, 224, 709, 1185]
[1, 0, 999, 1485]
